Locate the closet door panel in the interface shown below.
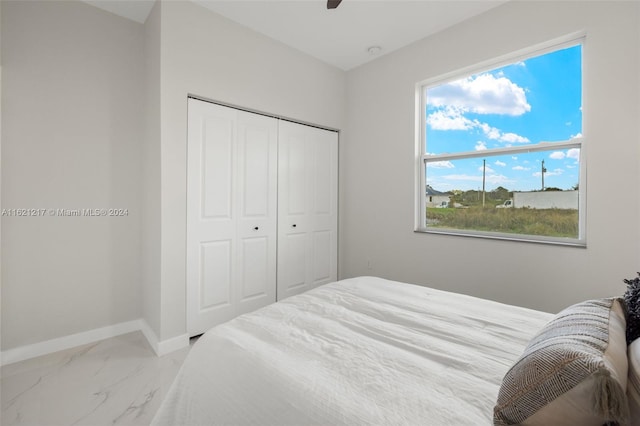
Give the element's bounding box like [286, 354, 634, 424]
[284, 134, 307, 216]
[235, 111, 277, 314]
[238, 237, 270, 299]
[309, 127, 338, 288]
[312, 230, 332, 282]
[240, 127, 271, 217]
[187, 100, 238, 335]
[188, 99, 277, 336]
[278, 121, 338, 300]
[312, 138, 333, 216]
[277, 122, 308, 299]
[281, 232, 308, 293]
[202, 116, 234, 219]
[200, 241, 233, 310]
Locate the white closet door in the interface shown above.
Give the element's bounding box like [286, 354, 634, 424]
[235, 111, 278, 315]
[187, 99, 277, 336]
[277, 120, 338, 300]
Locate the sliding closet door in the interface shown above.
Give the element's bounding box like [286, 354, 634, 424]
[277, 120, 338, 300]
[235, 111, 278, 315]
[187, 99, 277, 336]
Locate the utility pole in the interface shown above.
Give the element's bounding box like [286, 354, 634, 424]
[541, 160, 547, 190]
[482, 159, 486, 207]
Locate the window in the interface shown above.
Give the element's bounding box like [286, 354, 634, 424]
[416, 37, 584, 245]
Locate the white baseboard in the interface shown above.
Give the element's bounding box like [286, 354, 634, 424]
[1, 320, 142, 366]
[139, 319, 161, 354]
[138, 319, 189, 356]
[1, 319, 190, 366]
[158, 332, 190, 356]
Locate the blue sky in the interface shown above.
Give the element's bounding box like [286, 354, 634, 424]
[425, 44, 582, 192]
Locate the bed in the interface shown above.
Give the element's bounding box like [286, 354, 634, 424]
[152, 276, 557, 425]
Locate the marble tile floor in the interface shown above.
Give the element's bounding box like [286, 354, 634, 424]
[1, 332, 192, 426]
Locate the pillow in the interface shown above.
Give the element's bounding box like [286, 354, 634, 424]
[629, 339, 640, 426]
[494, 298, 629, 426]
[623, 273, 640, 344]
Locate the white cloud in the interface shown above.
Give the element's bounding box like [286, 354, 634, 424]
[475, 141, 487, 151]
[479, 165, 496, 173]
[428, 73, 531, 116]
[549, 148, 580, 161]
[534, 168, 564, 177]
[426, 107, 474, 131]
[426, 73, 531, 146]
[567, 148, 580, 160]
[442, 174, 483, 182]
[427, 160, 455, 169]
[442, 173, 514, 186]
[427, 109, 529, 144]
[500, 132, 530, 143]
[495, 160, 506, 167]
[477, 123, 528, 144]
[570, 132, 583, 139]
[486, 174, 514, 185]
[476, 121, 502, 140]
[512, 165, 530, 171]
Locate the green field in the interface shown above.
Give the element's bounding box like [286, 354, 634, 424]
[426, 206, 578, 238]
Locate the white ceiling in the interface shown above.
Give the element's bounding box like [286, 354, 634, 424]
[84, 0, 507, 70]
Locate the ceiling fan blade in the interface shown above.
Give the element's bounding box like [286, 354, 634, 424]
[327, 0, 342, 9]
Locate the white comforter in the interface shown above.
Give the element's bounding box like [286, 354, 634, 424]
[152, 276, 552, 426]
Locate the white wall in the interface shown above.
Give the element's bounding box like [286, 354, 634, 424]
[142, 0, 162, 343]
[343, 1, 640, 313]
[155, 0, 347, 341]
[1, 1, 145, 350]
[0, 0, 3, 360]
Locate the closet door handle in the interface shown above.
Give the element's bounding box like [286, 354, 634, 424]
[292, 224, 297, 228]
[254, 226, 259, 231]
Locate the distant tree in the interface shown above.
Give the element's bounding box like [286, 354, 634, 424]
[544, 187, 562, 191]
[461, 189, 480, 203]
[492, 186, 511, 200]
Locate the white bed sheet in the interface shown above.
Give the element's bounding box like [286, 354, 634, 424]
[152, 276, 552, 426]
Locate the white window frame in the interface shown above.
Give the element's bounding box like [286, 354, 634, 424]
[414, 34, 586, 246]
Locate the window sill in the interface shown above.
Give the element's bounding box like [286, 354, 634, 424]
[414, 227, 586, 248]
